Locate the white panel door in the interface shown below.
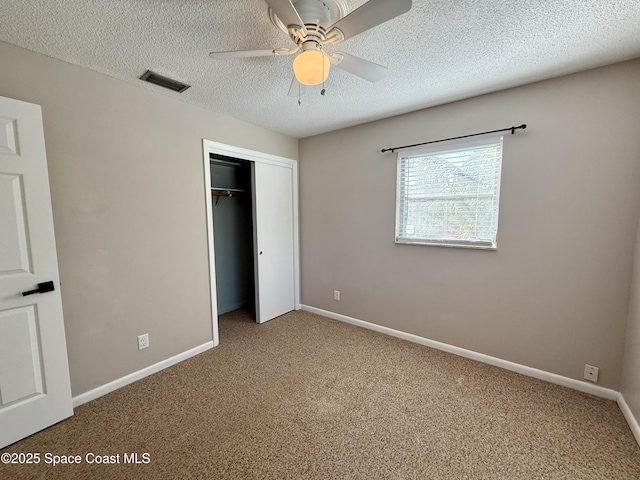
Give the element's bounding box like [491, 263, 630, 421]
[0, 96, 73, 448]
[253, 161, 295, 323]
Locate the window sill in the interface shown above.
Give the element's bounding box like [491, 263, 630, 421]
[395, 238, 497, 250]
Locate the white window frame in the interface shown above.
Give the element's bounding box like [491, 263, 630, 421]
[395, 136, 504, 250]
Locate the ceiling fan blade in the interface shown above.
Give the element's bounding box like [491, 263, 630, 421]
[326, 0, 412, 41]
[264, 0, 305, 29]
[329, 52, 388, 83]
[209, 49, 281, 59]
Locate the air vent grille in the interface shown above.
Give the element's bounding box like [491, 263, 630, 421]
[139, 70, 190, 93]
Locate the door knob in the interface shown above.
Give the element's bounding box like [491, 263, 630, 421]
[22, 281, 55, 296]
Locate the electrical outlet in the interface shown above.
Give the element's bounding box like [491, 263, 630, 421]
[584, 364, 599, 383]
[138, 333, 149, 350]
[333, 290, 340, 301]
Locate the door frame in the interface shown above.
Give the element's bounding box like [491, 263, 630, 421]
[202, 139, 300, 345]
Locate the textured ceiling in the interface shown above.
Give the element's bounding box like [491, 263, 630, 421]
[1, 0, 639, 138]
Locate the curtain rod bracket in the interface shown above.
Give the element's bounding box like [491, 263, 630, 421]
[381, 124, 527, 153]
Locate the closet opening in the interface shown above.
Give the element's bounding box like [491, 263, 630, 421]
[210, 153, 255, 320]
[203, 138, 300, 344]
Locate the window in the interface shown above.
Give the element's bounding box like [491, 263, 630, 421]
[395, 136, 503, 249]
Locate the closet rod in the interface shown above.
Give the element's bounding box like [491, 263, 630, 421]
[381, 124, 527, 153]
[211, 187, 244, 194]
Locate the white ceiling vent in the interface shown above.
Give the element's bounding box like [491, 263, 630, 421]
[139, 70, 191, 93]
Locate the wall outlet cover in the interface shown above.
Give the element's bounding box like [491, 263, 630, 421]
[584, 364, 599, 383]
[138, 333, 149, 350]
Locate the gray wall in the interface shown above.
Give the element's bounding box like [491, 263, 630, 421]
[299, 60, 640, 390]
[213, 194, 254, 314]
[0, 41, 297, 396]
[622, 206, 640, 424]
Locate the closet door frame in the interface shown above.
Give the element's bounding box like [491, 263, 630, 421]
[202, 139, 300, 345]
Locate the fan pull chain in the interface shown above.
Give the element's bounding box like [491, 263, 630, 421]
[298, 80, 301, 106]
[321, 45, 326, 96]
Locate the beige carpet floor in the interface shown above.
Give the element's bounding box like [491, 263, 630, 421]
[1, 309, 639, 479]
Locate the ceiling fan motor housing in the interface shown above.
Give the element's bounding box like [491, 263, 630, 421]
[270, 0, 348, 32]
[294, 0, 336, 27]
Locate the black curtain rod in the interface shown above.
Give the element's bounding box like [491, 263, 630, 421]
[381, 124, 527, 153]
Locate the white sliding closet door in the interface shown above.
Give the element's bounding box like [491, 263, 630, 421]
[253, 161, 295, 323]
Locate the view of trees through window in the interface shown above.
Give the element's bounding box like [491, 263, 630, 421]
[396, 139, 502, 248]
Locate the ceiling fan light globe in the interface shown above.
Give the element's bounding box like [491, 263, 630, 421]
[293, 50, 331, 86]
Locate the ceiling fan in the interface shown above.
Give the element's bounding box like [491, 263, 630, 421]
[209, 0, 412, 96]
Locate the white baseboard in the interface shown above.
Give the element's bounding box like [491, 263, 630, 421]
[72, 341, 214, 408]
[301, 305, 618, 401]
[618, 393, 640, 446]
